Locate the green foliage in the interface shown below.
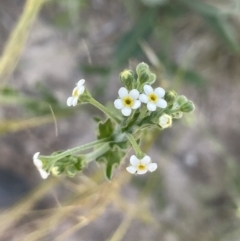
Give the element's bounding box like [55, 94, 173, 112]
[0, 86, 18, 96]
[51, 155, 86, 177]
[164, 90, 177, 105]
[179, 0, 239, 52]
[120, 70, 136, 90]
[136, 62, 156, 88]
[97, 118, 115, 141]
[33, 62, 195, 180]
[114, 8, 158, 66]
[96, 145, 125, 180]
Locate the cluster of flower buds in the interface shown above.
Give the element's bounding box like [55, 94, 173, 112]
[32, 63, 195, 180]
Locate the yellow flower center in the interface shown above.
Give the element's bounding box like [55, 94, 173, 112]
[149, 93, 158, 103]
[123, 96, 134, 107]
[73, 88, 79, 97]
[137, 164, 146, 171]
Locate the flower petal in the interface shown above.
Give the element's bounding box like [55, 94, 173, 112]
[33, 159, 42, 168]
[141, 155, 151, 164]
[147, 163, 158, 172]
[77, 79, 85, 87]
[132, 100, 141, 109]
[130, 155, 140, 166]
[77, 86, 85, 95]
[118, 87, 128, 98]
[156, 99, 167, 108]
[121, 107, 132, 116]
[33, 152, 40, 160]
[67, 97, 73, 106]
[114, 99, 124, 109]
[126, 166, 137, 174]
[139, 94, 148, 103]
[147, 102, 156, 111]
[39, 169, 49, 179]
[129, 89, 139, 99]
[144, 85, 153, 95]
[137, 169, 148, 175]
[154, 87, 165, 98]
[72, 97, 78, 106]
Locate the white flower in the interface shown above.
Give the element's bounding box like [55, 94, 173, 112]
[114, 87, 141, 116]
[139, 85, 167, 111]
[67, 79, 85, 107]
[33, 152, 49, 179]
[126, 155, 157, 175]
[159, 114, 172, 129]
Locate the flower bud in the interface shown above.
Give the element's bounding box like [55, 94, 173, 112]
[159, 114, 172, 129]
[180, 101, 195, 112]
[136, 62, 156, 86]
[120, 70, 135, 90]
[164, 90, 177, 105]
[177, 95, 188, 105]
[138, 69, 149, 85]
[148, 73, 156, 85]
[136, 62, 149, 74]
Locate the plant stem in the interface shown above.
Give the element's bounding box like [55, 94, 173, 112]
[85, 143, 110, 162]
[89, 97, 120, 124]
[41, 138, 110, 162]
[126, 133, 144, 158]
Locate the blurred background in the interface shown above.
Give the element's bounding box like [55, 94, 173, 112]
[0, 0, 240, 240]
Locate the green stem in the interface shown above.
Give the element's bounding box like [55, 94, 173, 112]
[85, 143, 110, 162]
[42, 138, 110, 162]
[126, 133, 144, 158]
[89, 97, 120, 124]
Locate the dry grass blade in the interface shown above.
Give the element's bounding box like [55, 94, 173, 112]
[0, 177, 58, 235]
[0, 0, 46, 83]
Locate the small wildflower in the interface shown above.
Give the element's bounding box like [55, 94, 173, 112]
[114, 87, 141, 116]
[67, 79, 85, 107]
[33, 152, 49, 179]
[126, 155, 157, 175]
[139, 85, 167, 111]
[159, 114, 172, 129]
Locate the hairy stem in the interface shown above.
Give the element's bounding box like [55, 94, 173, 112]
[126, 133, 144, 158]
[89, 98, 120, 124]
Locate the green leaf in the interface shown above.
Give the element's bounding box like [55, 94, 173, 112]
[97, 118, 114, 140]
[96, 145, 125, 180]
[179, 0, 239, 52]
[0, 86, 18, 96]
[114, 8, 158, 66]
[203, 15, 239, 53]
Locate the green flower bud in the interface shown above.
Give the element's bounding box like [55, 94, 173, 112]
[177, 95, 188, 105]
[180, 101, 195, 112]
[148, 73, 156, 85]
[136, 62, 149, 74]
[120, 70, 135, 90]
[165, 90, 177, 105]
[138, 70, 149, 85]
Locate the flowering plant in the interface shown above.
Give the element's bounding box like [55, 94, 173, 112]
[33, 63, 195, 179]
